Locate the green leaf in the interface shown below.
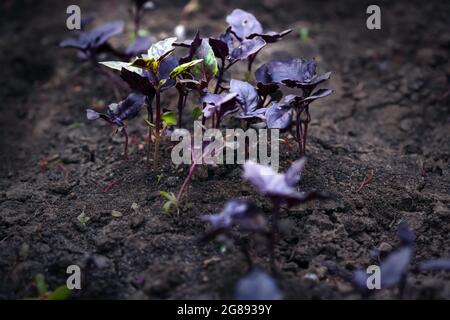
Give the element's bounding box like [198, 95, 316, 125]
[137, 29, 150, 38]
[130, 57, 157, 72]
[148, 37, 177, 61]
[299, 27, 310, 43]
[191, 40, 218, 80]
[169, 59, 203, 79]
[159, 78, 167, 87]
[143, 118, 155, 128]
[47, 286, 71, 300]
[35, 274, 48, 296]
[192, 107, 203, 121]
[100, 61, 144, 75]
[162, 201, 173, 214]
[161, 112, 177, 127]
[111, 210, 123, 218]
[77, 212, 90, 225]
[160, 191, 175, 201]
[68, 122, 81, 129]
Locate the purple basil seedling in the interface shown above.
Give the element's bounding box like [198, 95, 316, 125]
[60, 20, 125, 62]
[257, 59, 332, 154]
[100, 37, 203, 166]
[128, 0, 154, 37]
[86, 93, 146, 158]
[327, 223, 415, 298]
[201, 199, 268, 266]
[243, 159, 330, 270]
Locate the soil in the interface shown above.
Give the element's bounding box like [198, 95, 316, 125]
[0, 0, 449, 299]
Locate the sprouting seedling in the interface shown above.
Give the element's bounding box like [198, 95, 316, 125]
[129, 0, 154, 37]
[327, 223, 415, 298]
[201, 200, 268, 266]
[100, 37, 203, 166]
[60, 20, 125, 61]
[60, 20, 129, 99]
[243, 159, 330, 270]
[24, 274, 71, 300]
[235, 268, 283, 300]
[159, 191, 179, 215]
[329, 223, 450, 298]
[86, 93, 146, 159]
[256, 58, 332, 154]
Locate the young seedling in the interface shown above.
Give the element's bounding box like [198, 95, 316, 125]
[60, 21, 127, 98]
[86, 92, 146, 158]
[60, 20, 125, 61]
[201, 200, 268, 267]
[129, 0, 154, 37]
[25, 274, 71, 300]
[159, 191, 179, 215]
[100, 37, 203, 166]
[327, 223, 415, 298]
[257, 59, 332, 154]
[243, 159, 330, 270]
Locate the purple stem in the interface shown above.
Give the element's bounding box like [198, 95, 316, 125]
[122, 127, 129, 160]
[176, 161, 197, 202]
[270, 200, 281, 273]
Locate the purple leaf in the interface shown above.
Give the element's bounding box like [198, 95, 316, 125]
[60, 21, 124, 53]
[226, 9, 263, 40]
[380, 246, 413, 288]
[120, 68, 156, 97]
[201, 200, 265, 241]
[256, 82, 279, 97]
[219, 27, 236, 53]
[255, 58, 331, 89]
[300, 88, 333, 103]
[176, 31, 202, 64]
[284, 158, 306, 186]
[89, 93, 146, 127]
[208, 38, 229, 61]
[230, 38, 266, 62]
[235, 268, 283, 300]
[202, 92, 239, 123]
[419, 258, 450, 272]
[247, 29, 293, 43]
[265, 102, 292, 129]
[86, 109, 100, 121]
[230, 79, 258, 110]
[348, 246, 413, 292]
[230, 79, 267, 120]
[243, 159, 328, 206]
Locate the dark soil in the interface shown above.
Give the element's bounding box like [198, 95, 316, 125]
[0, 0, 449, 299]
